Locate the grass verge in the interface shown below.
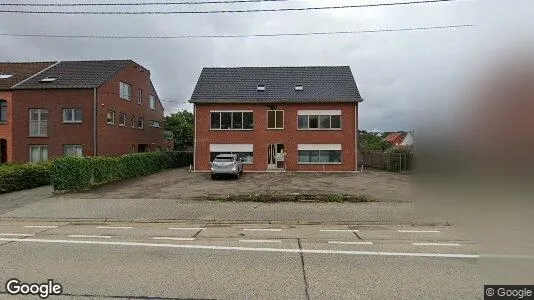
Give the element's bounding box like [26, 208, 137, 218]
[197, 193, 375, 203]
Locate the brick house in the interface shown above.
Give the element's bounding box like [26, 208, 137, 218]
[189, 66, 362, 172]
[0, 60, 172, 163]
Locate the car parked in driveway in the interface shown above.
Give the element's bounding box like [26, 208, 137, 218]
[210, 154, 243, 179]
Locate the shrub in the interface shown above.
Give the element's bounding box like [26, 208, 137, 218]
[51, 151, 193, 192]
[0, 163, 51, 193]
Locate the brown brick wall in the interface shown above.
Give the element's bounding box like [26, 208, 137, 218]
[6, 61, 169, 163]
[0, 91, 14, 162]
[194, 102, 358, 171]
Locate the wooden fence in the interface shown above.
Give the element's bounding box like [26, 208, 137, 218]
[359, 151, 414, 173]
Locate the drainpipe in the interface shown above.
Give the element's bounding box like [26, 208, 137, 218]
[93, 88, 98, 156]
[193, 104, 197, 171]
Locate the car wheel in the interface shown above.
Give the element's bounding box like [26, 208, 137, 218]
[239, 167, 243, 175]
[235, 173, 240, 179]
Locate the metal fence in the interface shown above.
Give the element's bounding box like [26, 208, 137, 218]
[359, 151, 414, 173]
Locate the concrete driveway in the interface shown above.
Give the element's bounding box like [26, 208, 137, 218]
[61, 168, 410, 202]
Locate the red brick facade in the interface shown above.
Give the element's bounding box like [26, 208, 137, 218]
[194, 102, 358, 172]
[0, 61, 172, 163]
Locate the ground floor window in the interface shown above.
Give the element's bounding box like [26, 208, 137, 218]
[29, 145, 48, 163]
[64, 145, 83, 157]
[297, 144, 342, 164]
[210, 151, 253, 164]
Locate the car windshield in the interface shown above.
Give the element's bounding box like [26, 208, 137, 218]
[214, 157, 234, 162]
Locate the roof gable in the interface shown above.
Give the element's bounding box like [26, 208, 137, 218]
[189, 66, 362, 103]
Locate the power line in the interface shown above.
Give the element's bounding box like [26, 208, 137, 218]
[0, 0, 295, 6]
[0, 25, 475, 39]
[0, 0, 460, 14]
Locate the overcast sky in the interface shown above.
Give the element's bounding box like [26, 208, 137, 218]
[0, 0, 531, 131]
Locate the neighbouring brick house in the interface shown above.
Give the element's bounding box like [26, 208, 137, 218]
[0, 60, 172, 163]
[189, 66, 363, 172]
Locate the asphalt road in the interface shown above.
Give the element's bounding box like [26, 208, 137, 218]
[0, 221, 487, 299]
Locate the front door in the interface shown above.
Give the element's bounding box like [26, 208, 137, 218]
[267, 144, 284, 169]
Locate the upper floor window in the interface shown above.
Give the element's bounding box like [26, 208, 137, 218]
[29, 109, 48, 137]
[267, 110, 284, 129]
[119, 113, 127, 126]
[130, 115, 136, 128]
[64, 145, 83, 157]
[62, 108, 82, 123]
[137, 116, 144, 129]
[150, 120, 161, 128]
[149, 95, 156, 110]
[210, 111, 253, 130]
[119, 81, 132, 101]
[297, 110, 342, 130]
[107, 110, 115, 125]
[137, 89, 143, 104]
[0, 100, 7, 122]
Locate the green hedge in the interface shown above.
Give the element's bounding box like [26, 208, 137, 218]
[0, 163, 51, 193]
[51, 151, 193, 192]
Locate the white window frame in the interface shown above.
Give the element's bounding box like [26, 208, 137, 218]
[210, 110, 254, 131]
[64, 144, 83, 157]
[0, 100, 7, 122]
[150, 120, 161, 128]
[297, 144, 342, 165]
[107, 110, 116, 125]
[29, 109, 48, 137]
[62, 108, 82, 123]
[119, 81, 132, 101]
[137, 89, 143, 105]
[297, 110, 342, 130]
[149, 95, 156, 110]
[29, 145, 48, 163]
[267, 110, 284, 130]
[130, 115, 136, 128]
[118, 112, 127, 126]
[137, 116, 144, 129]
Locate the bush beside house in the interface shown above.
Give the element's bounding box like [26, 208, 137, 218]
[0, 163, 51, 193]
[51, 151, 193, 192]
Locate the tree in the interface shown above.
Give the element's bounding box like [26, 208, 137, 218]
[164, 110, 194, 151]
[359, 131, 390, 151]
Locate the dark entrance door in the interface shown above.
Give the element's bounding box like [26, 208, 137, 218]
[0, 139, 6, 163]
[138, 144, 148, 153]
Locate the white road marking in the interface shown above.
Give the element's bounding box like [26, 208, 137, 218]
[398, 230, 440, 233]
[0, 233, 34, 236]
[320, 229, 359, 232]
[168, 227, 206, 231]
[412, 242, 461, 247]
[243, 228, 282, 232]
[328, 241, 373, 245]
[96, 226, 133, 229]
[68, 235, 112, 239]
[480, 254, 534, 260]
[23, 225, 58, 228]
[239, 239, 282, 243]
[0, 237, 479, 259]
[153, 237, 195, 241]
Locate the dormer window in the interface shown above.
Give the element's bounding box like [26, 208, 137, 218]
[257, 85, 266, 91]
[39, 77, 59, 83]
[295, 85, 304, 91]
[0, 74, 14, 79]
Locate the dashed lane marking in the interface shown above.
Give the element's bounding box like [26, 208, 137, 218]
[23, 225, 59, 228]
[68, 235, 112, 239]
[0, 233, 34, 237]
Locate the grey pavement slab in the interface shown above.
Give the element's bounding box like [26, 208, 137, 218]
[0, 185, 53, 215]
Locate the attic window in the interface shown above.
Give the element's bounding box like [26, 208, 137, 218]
[39, 77, 59, 83]
[0, 74, 13, 79]
[257, 85, 266, 91]
[295, 85, 304, 91]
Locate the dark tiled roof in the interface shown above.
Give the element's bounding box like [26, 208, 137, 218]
[189, 66, 362, 103]
[12, 60, 132, 89]
[0, 62, 56, 89]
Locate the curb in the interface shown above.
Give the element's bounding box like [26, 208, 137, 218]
[0, 217, 450, 226]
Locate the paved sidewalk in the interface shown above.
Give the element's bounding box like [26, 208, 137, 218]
[0, 185, 53, 215]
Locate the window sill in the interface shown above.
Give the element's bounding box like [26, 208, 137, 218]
[119, 124, 126, 127]
[107, 123, 115, 125]
[28, 135, 48, 138]
[62, 121, 82, 124]
[267, 128, 284, 130]
[0, 121, 7, 125]
[297, 128, 342, 131]
[210, 129, 254, 131]
[297, 162, 342, 165]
